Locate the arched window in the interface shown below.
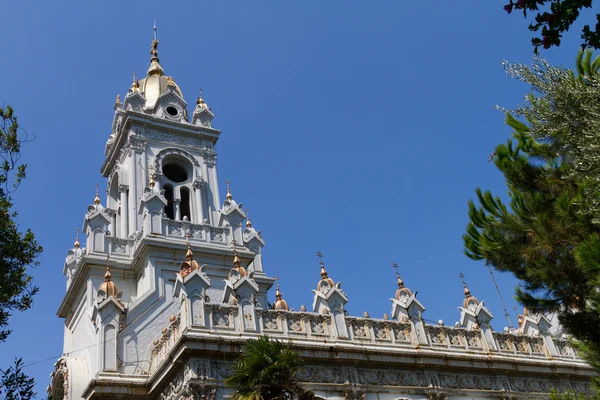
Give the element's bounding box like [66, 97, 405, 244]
[181, 187, 191, 221]
[160, 155, 195, 222]
[52, 373, 65, 399]
[164, 184, 174, 219]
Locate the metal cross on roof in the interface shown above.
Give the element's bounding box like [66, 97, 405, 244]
[316, 251, 324, 265]
[393, 261, 400, 277]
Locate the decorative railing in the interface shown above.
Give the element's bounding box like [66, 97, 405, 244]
[149, 313, 182, 374]
[163, 219, 229, 245]
[176, 303, 583, 364]
[425, 325, 484, 351]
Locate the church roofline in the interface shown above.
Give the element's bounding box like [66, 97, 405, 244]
[140, 332, 594, 399]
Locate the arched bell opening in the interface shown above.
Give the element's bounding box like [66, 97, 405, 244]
[164, 184, 175, 220]
[180, 187, 191, 221]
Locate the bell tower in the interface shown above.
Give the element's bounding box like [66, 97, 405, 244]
[52, 32, 272, 399]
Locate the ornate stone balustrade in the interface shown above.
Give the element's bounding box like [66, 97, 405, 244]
[149, 314, 182, 374]
[163, 219, 229, 246]
[177, 304, 582, 364]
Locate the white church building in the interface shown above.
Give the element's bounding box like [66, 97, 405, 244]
[48, 35, 595, 400]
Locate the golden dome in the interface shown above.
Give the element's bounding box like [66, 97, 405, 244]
[99, 267, 119, 298]
[136, 37, 184, 109]
[180, 242, 200, 279]
[273, 285, 289, 311]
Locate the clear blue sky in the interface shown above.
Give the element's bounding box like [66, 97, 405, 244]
[0, 1, 594, 396]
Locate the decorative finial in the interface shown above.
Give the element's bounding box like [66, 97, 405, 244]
[245, 207, 252, 228]
[105, 255, 112, 282]
[196, 88, 208, 109]
[185, 233, 194, 261]
[115, 94, 121, 104]
[148, 165, 155, 188]
[148, 20, 164, 76]
[459, 272, 471, 297]
[74, 227, 80, 249]
[393, 261, 404, 288]
[274, 275, 282, 298]
[225, 179, 232, 200]
[130, 72, 140, 91]
[232, 237, 241, 268]
[94, 183, 101, 205]
[317, 251, 328, 278]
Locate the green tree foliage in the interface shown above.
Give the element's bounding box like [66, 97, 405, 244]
[463, 50, 600, 391]
[0, 359, 35, 400]
[225, 336, 316, 400]
[0, 106, 42, 399]
[503, 0, 600, 51]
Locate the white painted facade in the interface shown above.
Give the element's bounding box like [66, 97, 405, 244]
[48, 39, 595, 400]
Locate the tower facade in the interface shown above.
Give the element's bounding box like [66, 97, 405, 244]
[49, 38, 594, 400]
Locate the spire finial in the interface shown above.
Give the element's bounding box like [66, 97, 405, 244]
[459, 272, 470, 297]
[245, 207, 252, 228]
[274, 276, 282, 299]
[232, 237, 241, 268]
[148, 20, 164, 76]
[131, 72, 139, 91]
[94, 183, 101, 206]
[185, 233, 194, 261]
[393, 261, 404, 288]
[105, 255, 112, 281]
[317, 251, 328, 278]
[225, 179, 233, 200]
[74, 227, 80, 249]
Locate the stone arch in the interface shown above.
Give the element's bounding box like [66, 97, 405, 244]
[51, 371, 66, 399]
[154, 148, 199, 177]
